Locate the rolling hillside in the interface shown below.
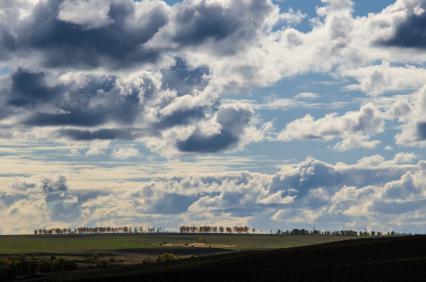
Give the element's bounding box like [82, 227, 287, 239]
[19, 235, 426, 282]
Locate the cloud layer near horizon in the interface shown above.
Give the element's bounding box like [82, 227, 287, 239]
[1, 154, 424, 234]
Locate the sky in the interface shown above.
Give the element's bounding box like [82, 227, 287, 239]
[0, 0, 426, 234]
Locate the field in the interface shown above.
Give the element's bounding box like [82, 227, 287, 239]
[2, 234, 426, 282]
[0, 233, 357, 281]
[1, 235, 425, 282]
[0, 233, 356, 254]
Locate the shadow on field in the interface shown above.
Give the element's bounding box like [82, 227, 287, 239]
[0, 247, 232, 257]
[113, 247, 233, 256]
[10, 236, 426, 282]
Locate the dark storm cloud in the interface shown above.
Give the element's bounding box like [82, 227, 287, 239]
[58, 128, 136, 141]
[166, 0, 273, 52]
[7, 69, 61, 107]
[146, 58, 212, 130]
[4, 71, 143, 127]
[9, 0, 169, 69]
[0, 28, 15, 59]
[25, 112, 107, 127]
[156, 107, 207, 130]
[0, 0, 275, 68]
[161, 58, 209, 96]
[0, 1, 267, 153]
[383, 11, 426, 49]
[172, 2, 240, 45]
[0, 0, 21, 59]
[177, 129, 238, 153]
[416, 122, 426, 140]
[177, 105, 253, 153]
[1, 64, 220, 142]
[23, 88, 141, 127]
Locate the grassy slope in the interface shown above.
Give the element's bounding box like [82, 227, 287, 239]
[23, 235, 426, 282]
[0, 234, 355, 254]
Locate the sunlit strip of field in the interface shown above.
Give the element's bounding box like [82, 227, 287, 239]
[0, 234, 357, 254]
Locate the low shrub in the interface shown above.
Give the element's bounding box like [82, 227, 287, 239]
[1, 256, 78, 278]
[156, 253, 183, 263]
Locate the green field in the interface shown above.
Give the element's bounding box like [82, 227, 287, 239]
[0, 234, 356, 254]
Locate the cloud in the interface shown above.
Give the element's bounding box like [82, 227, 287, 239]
[58, 129, 137, 141]
[0, 0, 281, 70]
[0, 175, 85, 234]
[0, 53, 268, 155]
[0, 0, 38, 9]
[2, 0, 424, 156]
[58, 0, 113, 30]
[151, 192, 198, 214]
[279, 8, 306, 26]
[161, 58, 210, 96]
[317, 0, 353, 16]
[111, 145, 139, 160]
[2, 0, 426, 236]
[1, 154, 424, 234]
[177, 104, 254, 153]
[328, 161, 426, 225]
[1, 70, 144, 127]
[417, 122, 426, 139]
[2, 0, 426, 239]
[393, 152, 418, 164]
[270, 158, 426, 231]
[383, 3, 426, 49]
[294, 92, 320, 100]
[396, 85, 426, 147]
[342, 63, 426, 96]
[5, 69, 61, 107]
[278, 103, 385, 150]
[147, 0, 277, 54]
[85, 140, 111, 156]
[6, 0, 169, 69]
[0, 63, 220, 151]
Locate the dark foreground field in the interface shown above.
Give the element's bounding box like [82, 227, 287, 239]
[8, 235, 426, 282]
